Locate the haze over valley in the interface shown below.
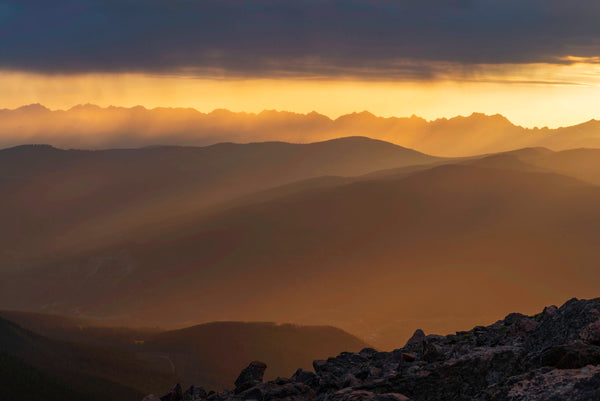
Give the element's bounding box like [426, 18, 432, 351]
[3, 1, 600, 400]
[1, 137, 599, 352]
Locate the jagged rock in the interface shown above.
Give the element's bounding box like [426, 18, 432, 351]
[337, 373, 361, 388]
[161, 383, 183, 401]
[517, 317, 539, 333]
[238, 380, 315, 401]
[525, 298, 600, 351]
[543, 305, 558, 316]
[330, 389, 410, 401]
[151, 297, 600, 401]
[480, 365, 600, 401]
[537, 342, 600, 369]
[405, 330, 426, 347]
[205, 390, 233, 401]
[580, 319, 600, 345]
[291, 368, 319, 388]
[422, 343, 442, 363]
[359, 348, 379, 358]
[183, 385, 208, 400]
[234, 361, 267, 393]
[313, 359, 328, 372]
[381, 360, 399, 377]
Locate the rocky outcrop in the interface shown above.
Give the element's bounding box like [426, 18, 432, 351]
[146, 297, 600, 401]
[160, 383, 183, 401]
[234, 361, 268, 393]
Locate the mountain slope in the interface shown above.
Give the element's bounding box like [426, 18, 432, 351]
[0, 310, 163, 348]
[4, 156, 599, 349]
[0, 351, 92, 401]
[0, 316, 175, 401]
[0, 311, 369, 392]
[0, 137, 440, 265]
[507, 148, 600, 185]
[145, 322, 369, 389]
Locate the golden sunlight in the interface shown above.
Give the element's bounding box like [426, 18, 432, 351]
[1, 61, 600, 128]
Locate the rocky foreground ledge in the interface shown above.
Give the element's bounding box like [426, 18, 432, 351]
[144, 298, 600, 401]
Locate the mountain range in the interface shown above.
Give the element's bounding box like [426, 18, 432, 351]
[0, 137, 437, 262]
[2, 104, 600, 156]
[1, 137, 599, 350]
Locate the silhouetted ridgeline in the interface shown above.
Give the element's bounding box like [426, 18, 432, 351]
[0, 314, 368, 400]
[2, 104, 600, 156]
[145, 322, 369, 389]
[146, 298, 600, 401]
[2, 142, 600, 350]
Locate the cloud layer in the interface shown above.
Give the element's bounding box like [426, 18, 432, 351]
[2, 0, 600, 78]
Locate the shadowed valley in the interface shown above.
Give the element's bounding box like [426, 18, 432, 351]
[0, 311, 368, 399]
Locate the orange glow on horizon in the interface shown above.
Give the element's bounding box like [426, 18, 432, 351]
[1, 61, 600, 129]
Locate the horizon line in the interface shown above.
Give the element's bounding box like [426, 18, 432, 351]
[5, 102, 600, 130]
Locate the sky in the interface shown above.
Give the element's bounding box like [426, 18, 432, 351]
[2, 0, 600, 128]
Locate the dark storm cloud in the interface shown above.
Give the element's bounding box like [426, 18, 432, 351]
[1, 0, 600, 78]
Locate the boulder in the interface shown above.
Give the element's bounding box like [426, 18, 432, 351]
[161, 383, 183, 401]
[183, 385, 208, 400]
[234, 361, 267, 393]
[291, 368, 319, 388]
[580, 319, 600, 345]
[537, 342, 600, 369]
[404, 329, 425, 347]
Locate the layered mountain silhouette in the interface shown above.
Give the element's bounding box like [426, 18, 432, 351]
[144, 322, 367, 389]
[2, 105, 600, 156]
[0, 137, 438, 262]
[1, 139, 599, 350]
[0, 311, 367, 394]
